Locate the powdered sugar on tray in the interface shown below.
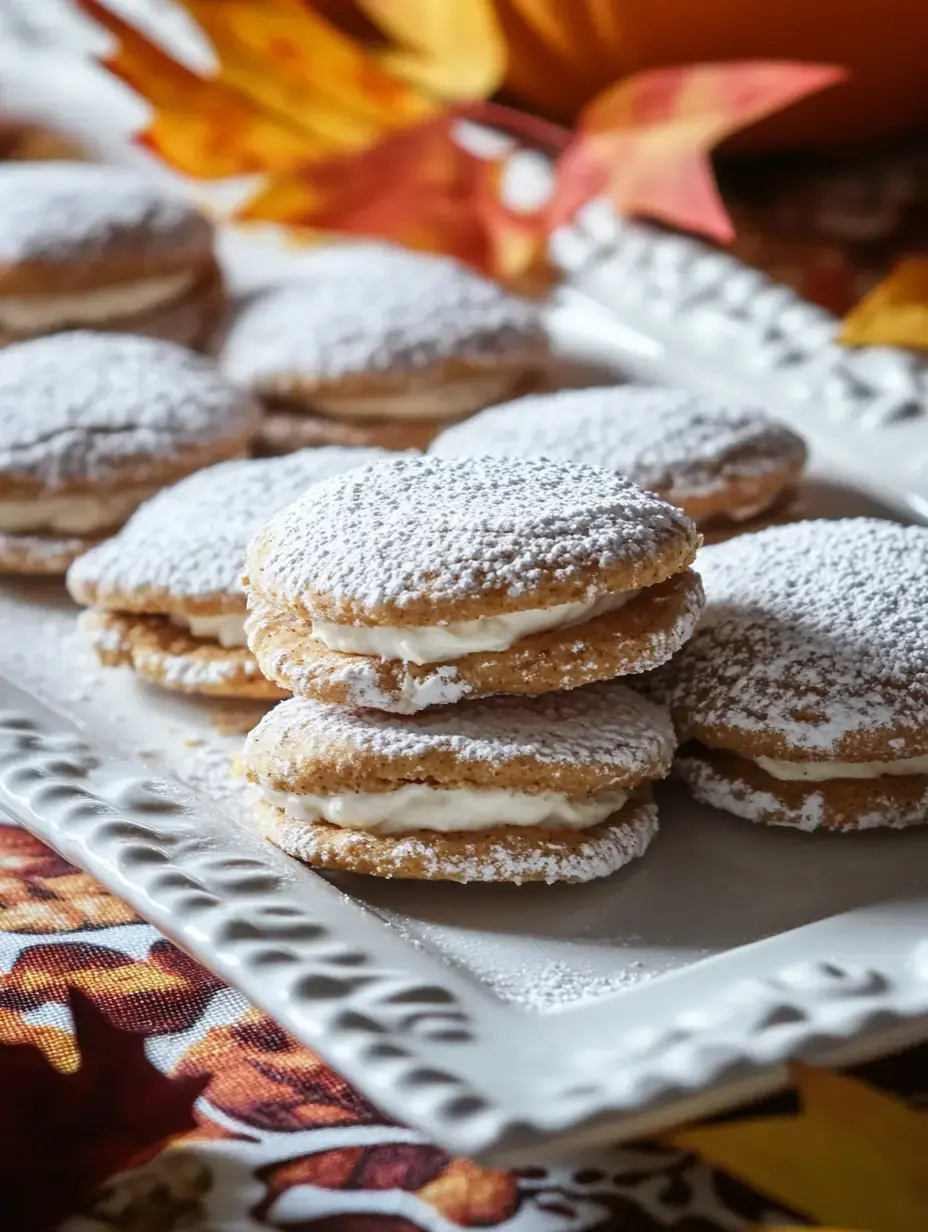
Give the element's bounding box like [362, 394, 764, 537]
[247, 684, 676, 785]
[70, 447, 393, 603]
[673, 518, 928, 756]
[429, 385, 807, 500]
[0, 333, 259, 487]
[251, 454, 695, 609]
[220, 247, 544, 385]
[0, 163, 210, 268]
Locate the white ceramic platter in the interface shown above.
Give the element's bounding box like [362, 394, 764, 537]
[2, 0, 928, 1165]
[0, 228, 926, 1165]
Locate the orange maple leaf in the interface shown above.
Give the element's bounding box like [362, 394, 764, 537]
[664, 1060, 928, 1232]
[0, 988, 207, 1232]
[839, 256, 928, 348]
[239, 112, 549, 280]
[76, 0, 433, 177]
[549, 61, 847, 242]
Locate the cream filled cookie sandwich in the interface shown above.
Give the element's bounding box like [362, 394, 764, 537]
[671, 519, 928, 831]
[244, 454, 704, 713]
[244, 682, 676, 882]
[67, 446, 393, 697]
[430, 385, 807, 541]
[0, 331, 259, 574]
[220, 247, 548, 441]
[0, 162, 223, 348]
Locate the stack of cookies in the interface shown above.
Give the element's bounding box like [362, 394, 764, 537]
[241, 453, 705, 884]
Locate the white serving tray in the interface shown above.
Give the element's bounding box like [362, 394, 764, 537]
[0, 225, 926, 1165]
[2, 4, 928, 1163]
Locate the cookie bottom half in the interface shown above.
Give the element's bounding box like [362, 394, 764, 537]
[675, 744, 928, 832]
[0, 259, 224, 353]
[255, 790, 658, 884]
[0, 530, 98, 574]
[84, 610, 286, 700]
[247, 570, 704, 714]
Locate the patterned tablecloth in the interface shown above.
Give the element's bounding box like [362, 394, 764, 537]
[0, 813, 922, 1231]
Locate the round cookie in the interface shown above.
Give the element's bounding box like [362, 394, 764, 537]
[244, 454, 704, 713]
[220, 247, 549, 427]
[0, 331, 260, 574]
[0, 162, 223, 348]
[244, 682, 676, 883]
[671, 519, 928, 831]
[429, 385, 807, 535]
[68, 446, 395, 696]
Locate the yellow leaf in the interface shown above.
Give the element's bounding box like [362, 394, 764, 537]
[839, 257, 928, 347]
[183, 0, 432, 145]
[77, 0, 336, 175]
[356, 0, 506, 101]
[664, 1061, 928, 1232]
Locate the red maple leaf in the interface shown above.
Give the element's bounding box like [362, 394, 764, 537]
[0, 988, 208, 1231]
[549, 61, 847, 243]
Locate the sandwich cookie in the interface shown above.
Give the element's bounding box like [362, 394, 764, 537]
[244, 454, 704, 713]
[220, 247, 548, 432]
[0, 162, 222, 348]
[0, 331, 260, 574]
[67, 446, 394, 697]
[244, 682, 676, 883]
[430, 385, 807, 540]
[671, 519, 928, 831]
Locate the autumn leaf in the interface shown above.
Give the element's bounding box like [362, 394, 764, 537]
[548, 61, 847, 242]
[664, 1061, 928, 1232]
[0, 988, 208, 1232]
[839, 257, 928, 348]
[76, 0, 433, 176]
[356, 0, 506, 101]
[239, 113, 547, 280]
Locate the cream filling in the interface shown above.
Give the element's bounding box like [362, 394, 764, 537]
[169, 612, 248, 649]
[312, 369, 522, 422]
[0, 270, 196, 331]
[0, 485, 162, 535]
[259, 782, 629, 835]
[311, 588, 641, 666]
[754, 753, 928, 782]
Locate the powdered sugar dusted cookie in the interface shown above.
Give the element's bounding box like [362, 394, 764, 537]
[220, 247, 549, 429]
[430, 385, 807, 538]
[68, 446, 394, 696]
[244, 682, 675, 882]
[0, 162, 223, 347]
[671, 519, 928, 831]
[253, 408, 438, 457]
[0, 331, 259, 574]
[244, 454, 704, 712]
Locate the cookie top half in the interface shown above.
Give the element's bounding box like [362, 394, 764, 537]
[0, 332, 260, 497]
[672, 518, 928, 761]
[430, 385, 807, 510]
[245, 682, 676, 797]
[244, 454, 700, 625]
[220, 247, 546, 390]
[68, 446, 394, 615]
[0, 162, 213, 293]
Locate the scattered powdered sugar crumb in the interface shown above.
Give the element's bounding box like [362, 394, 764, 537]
[430, 384, 806, 499]
[69, 446, 393, 601]
[253, 454, 693, 608]
[0, 162, 209, 266]
[247, 682, 676, 783]
[674, 519, 928, 754]
[220, 247, 543, 384]
[0, 333, 258, 488]
[383, 913, 653, 1012]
